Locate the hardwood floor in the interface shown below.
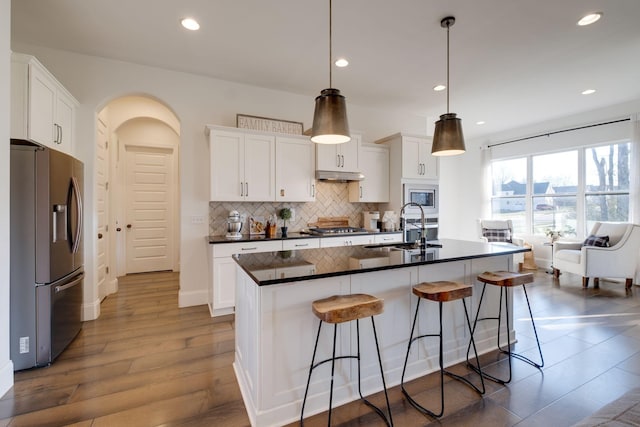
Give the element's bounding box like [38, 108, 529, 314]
[1, 270, 639, 426]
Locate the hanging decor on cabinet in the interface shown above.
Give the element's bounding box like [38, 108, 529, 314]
[236, 114, 303, 135]
[431, 16, 466, 156]
[310, 0, 350, 144]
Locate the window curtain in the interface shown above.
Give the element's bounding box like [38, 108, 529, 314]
[631, 114, 640, 284]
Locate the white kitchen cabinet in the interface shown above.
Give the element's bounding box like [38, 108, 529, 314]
[319, 234, 374, 248]
[376, 133, 438, 181]
[282, 238, 320, 250]
[11, 53, 78, 154]
[275, 135, 315, 202]
[348, 143, 389, 202]
[207, 127, 276, 201]
[316, 132, 361, 173]
[373, 232, 403, 244]
[209, 240, 282, 316]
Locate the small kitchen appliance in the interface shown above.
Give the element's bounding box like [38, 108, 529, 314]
[363, 211, 380, 232]
[226, 210, 243, 239]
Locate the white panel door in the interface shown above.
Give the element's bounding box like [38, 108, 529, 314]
[209, 129, 244, 201]
[275, 136, 315, 201]
[125, 146, 174, 274]
[243, 133, 275, 201]
[96, 116, 109, 299]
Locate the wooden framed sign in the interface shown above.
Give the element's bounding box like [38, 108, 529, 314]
[236, 114, 303, 135]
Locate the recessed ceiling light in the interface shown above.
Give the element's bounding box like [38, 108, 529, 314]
[578, 12, 602, 26]
[582, 89, 596, 95]
[476, 121, 486, 125]
[335, 58, 349, 67]
[181, 17, 200, 31]
[433, 84, 446, 92]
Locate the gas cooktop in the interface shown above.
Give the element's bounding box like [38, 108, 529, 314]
[308, 226, 369, 235]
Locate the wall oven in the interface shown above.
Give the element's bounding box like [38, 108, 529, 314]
[403, 217, 439, 242]
[403, 184, 438, 216]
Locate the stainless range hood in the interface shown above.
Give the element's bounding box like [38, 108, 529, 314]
[315, 170, 364, 182]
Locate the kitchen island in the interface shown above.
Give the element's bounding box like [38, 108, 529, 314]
[233, 239, 530, 427]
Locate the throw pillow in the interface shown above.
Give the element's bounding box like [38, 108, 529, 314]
[483, 228, 512, 243]
[583, 235, 610, 247]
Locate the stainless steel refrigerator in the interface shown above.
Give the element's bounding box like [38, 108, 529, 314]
[10, 142, 84, 371]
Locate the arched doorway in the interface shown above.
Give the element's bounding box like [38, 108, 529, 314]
[96, 95, 180, 300]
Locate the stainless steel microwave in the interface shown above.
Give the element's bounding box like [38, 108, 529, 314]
[403, 184, 438, 216]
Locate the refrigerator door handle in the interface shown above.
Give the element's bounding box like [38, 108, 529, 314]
[54, 273, 84, 293]
[52, 204, 67, 243]
[70, 176, 83, 254]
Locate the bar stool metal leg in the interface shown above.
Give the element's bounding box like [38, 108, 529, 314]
[467, 282, 544, 385]
[401, 295, 484, 418]
[301, 317, 393, 426]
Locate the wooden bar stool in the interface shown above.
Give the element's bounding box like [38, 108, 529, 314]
[467, 271, 544, 385]
[401, 281, 485, 418]
[300, 294, 393, 426]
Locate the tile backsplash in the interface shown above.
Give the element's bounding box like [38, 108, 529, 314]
[209, 181, 379, 236]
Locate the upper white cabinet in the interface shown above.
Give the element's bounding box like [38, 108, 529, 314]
[348, 143, 389, 203]
[276, 135, 315, 202]
[316, 133, 361, 173]
[11, 53, 78, 154]
[208, 127, 276, 201]
[376, 133, 438, 181]
[207, 125, 316, 202]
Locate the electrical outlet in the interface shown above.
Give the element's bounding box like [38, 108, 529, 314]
[19, 336, 29, 354]
[190, 215, 205, 224]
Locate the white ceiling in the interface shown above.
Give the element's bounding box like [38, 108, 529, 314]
[11, 0, 640, 140]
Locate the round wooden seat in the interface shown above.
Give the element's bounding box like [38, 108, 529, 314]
[413, 281, 472, 302]
[477, 271, 533, 287]
[312, 294, 384, 324]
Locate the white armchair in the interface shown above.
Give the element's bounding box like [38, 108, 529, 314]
[552, 222, 640, 290]
[478, 219, 525, 270]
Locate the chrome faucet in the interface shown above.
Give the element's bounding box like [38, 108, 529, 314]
[400, 202, 426, 251]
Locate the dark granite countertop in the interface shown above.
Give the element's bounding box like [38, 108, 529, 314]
[207, 230, 400, 244]
[233, 239, 530, 286]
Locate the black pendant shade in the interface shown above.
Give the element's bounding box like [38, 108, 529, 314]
[311, 88, 350, 144]
[432, 112, 466, 156]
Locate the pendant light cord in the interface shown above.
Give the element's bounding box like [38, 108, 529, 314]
[446, 21, 450, 114]
[329, 0, 333, 89]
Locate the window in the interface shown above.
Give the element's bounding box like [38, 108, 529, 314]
[490, 158, 527, 234]
[490, 142, 630, 237]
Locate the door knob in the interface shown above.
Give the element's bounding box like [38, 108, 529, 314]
[116, 227, 122, 232]
[126, 224, 132, 229]
[97, 233, 103, 239]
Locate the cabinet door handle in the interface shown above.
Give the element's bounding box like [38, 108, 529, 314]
[295, 243, 309, 247]
[241, 247, 257, 251]
[58, 124, 63, 144]
[360, 186, 363, 199]
[336, 154, 340, 167]
[245, 182, 248, 197]
[311, 184, 315, 197]
[240, 182, 244, 196]
[341, 155, 345, 167]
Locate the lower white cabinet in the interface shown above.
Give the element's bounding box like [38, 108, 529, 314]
[374, 232, 403, 244]
[209, 240, 281, 316]
[319, 234, 374, 248]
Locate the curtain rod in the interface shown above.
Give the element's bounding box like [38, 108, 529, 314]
[487, 117, 631, 149]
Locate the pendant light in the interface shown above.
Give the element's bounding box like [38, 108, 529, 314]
[431, 16, 466, 156]
[311, 0, 350, 144]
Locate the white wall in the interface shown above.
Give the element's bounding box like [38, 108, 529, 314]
[10, 42, 430, 313]
[1, 0, 14, 397]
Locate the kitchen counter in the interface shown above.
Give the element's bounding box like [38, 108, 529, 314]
[233, 239, 530, 426]
[233, 239, 529, 286]
[207, 230, 400, 244]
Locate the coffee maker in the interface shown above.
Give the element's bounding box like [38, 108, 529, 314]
[363, 211, 380, 232]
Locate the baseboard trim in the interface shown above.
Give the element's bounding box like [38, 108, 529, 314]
[178, 289, 207, 308]
[0, 359, 14, 398]
[82, 298, 101, 321]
